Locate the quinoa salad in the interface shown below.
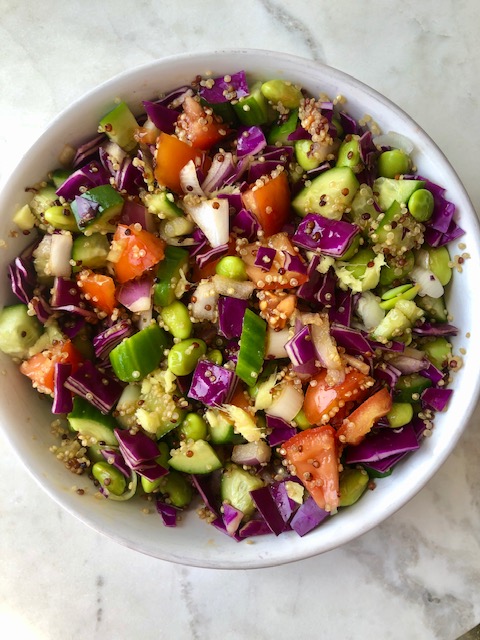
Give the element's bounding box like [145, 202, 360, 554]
[0, 70, 466, 539]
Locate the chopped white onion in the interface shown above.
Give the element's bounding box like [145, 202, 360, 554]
[265, 382, 304, 423]
[302, 312, 345, 386]
[50, 233, 73, 277]
[265, 327, 289, 359]
[231, 441, 272, 466]
[183, 196, 229, 247]
[212, 275, 255, 299]
[190, 280, 218, 321]
[410, 265, 444, 298]
[356, 291, 385, 331]
[373, 131, 414, 155]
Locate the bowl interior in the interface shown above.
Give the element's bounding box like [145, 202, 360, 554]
[1, 49, 479, 569]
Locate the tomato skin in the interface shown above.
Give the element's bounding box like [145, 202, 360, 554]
[111, 224, 166, 284]
[20, 340, 83, 395]
[154, 132, 204, 193]
[241, 171, 291, 237]
[242, 233, 308, 290]
[336, 387, 393, 446]
[180, 96, 228, 150]
[304, 368, 374, 425]
[77, 270, 116, 315]
[282, 425, 340, 512]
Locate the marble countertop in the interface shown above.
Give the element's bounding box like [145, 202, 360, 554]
[1, 1, 479, 638]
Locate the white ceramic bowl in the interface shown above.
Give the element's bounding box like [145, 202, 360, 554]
[1, 49, 479, 569]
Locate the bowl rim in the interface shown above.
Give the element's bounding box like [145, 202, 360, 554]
[1, 48, 480, 569]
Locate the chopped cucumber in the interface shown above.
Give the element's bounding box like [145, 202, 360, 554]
[71, 184, 124, 234]
[29, 184, 58, 219]
[72, 233, 111, 270]
[44, 205, 79, 232]
[67, 397, 118, 446]
[336, 135, 363, 173]
[0, 304, 43, 359]
[235, 309, 267, 387]
[394, 373, 432, 403]
[373, 177, 425, 212]
[109, 323, 171, 382]
[415, 294, 448, 323]
[421, 337, 452, 370]
[143, 191, 184, 219]
[292, 166, 360, 220]
[221, 463, 264, 516]
[153, 245, 189, 307]
[232, 82, 269, 126]
[51, 169, 72, 189]
[99, 101, 139, 153]
[267, 109, 298, 145]
[12, 204, 36, 231]
[168, 439, 222, 474]
[205, 409, 242, 444]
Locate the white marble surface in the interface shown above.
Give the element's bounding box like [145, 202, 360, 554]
[0, 1, 479, 638]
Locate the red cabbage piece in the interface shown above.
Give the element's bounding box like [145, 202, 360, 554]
[287, 125, 311, 141]
[188, 360, 237, 407]
[345, 423, 420, 465]
[374, 362, 402, 388]
[292, 214, 359, 257]
[189, 228, 209, 258]
[211, 516, 242, 540]
[30, 295, 53, 324]
[248, 159, 283, 183]
[201, 153, 237, 193]
[297, 257, 336, 307]
[238, 518, 272, 538]
[65, 361, 123, 414]
[282, 251, 307, 275]
[421, 387, 453, 411]
[116, 157, 144, 195]
[8, 256, 36, 304]
[156, 501, 178, 527]
[135, 463, 169, 482]
[250, 486, 290, 536]
[116, 276, 153, 313]
[266, 415, 298, 447]
[328, 289, 352, 326]
[217, 296, 248, 340]
[142, 100, 178, 133]
[50, 277, 97, 319]
[231, 208, 260, 241]
[217, 192, 243, 213]
[195, 243, 229, 269]
[222, 503, 244, 535]
[198, 70, 249, 103]
[330, 325, 372, 356]
[100, 448, 131, 479]
[387, 354, 428, 375]
[366, 336, 405, 352]
[56, 161, 111, 199]
[339, 111, 359, 135]
[93, 320, 134, 360]
[420, 361, 444, 384]
[269, 480, 299, 523]
[261, 146, 294, 162]
[60, 316, 85, 339]
[237, 126, 267, 157]
[72, 194, 100, 228]
[190, 473, 219, 516]
[254, 246, 276, 271]
[73, 134, 106, 168]
[290, 496, 329, 536]
[120, 200, 155, 232]
[412, 322, 458, 336]
[285, 325, 315, 367]
[155, 85, 192, 108]
[114, 428, 161, 467]
[52, 363, 73, 414]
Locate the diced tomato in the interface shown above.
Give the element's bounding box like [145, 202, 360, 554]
[241, 171, 291, 236]
[282, 425, 340, 512]
[111, 224, 166, 284]
[242, 232, 308, 290]
[20, 340, 83, 395]
[303, 368, 374, 426]
[336, 387, 393, 446]
[154, 132, 204, 193]
[77, 269, 117, 315]
[179, 96, 229, 150]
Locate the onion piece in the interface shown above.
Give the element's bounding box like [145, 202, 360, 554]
[265, 382, 304, 423]
[50, 233, 73, 278]
[410, 266, 444, 298]
[302, 312, 344, 386]
[190, 280, 218, 322]
[212, 275, 255, 299]
[356, 291, 385, 331]
[231, 441, 272, 466]
[179, 160, 205, 196]
[201, 152, 236, 195]
[265, 327, 289, 359]
[183, 197, 229, 248]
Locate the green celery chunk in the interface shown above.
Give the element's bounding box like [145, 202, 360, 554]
[235, 309, 267, 387]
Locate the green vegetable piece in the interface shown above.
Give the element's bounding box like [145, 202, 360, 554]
[334, 247, 384, 294]
[205, 409, 240, 445]
[379, 251, 415, 286]
[408, 188, 434, 222]
[71, 324, 95, 361]
[177, 413, 208, 442]
[51, 169, 72, 189]
[72, 233, 111, 271]
[373, 177, 425, 212]
[12, 203, 36, 231]
[156, 441, 171, 468]
[336, 135, 363, 173]
[161, 301, 192, 340]
[109, 323, 171, 382]
[87, 444, 107, 464]
[338, 233, 361, 261]
[387, 402, 414, 428]
[159, 471, 193, 508]
[363, 465, 393, 479]
[294, 408, 313, 431]
[232, 82, 269, 126]
[348, 184, 380, 235]
[67, 397, 118, 446]
[415, 294, 448, 323]
[221, 463, 264, 516]
[143, 191, 184, 219]
[167, 338, 207, 376]
[338, 468, 369, 507]
[370, 306, 413, 343]
[0, 304, 42, 359]
[426, 245, 452, 286]
[92, 461, 127, 496]
[422, 337, 452, 370]
[292, 166, 360, 220]
[71, 184, 124, 234]
[267, 109, 299, 145]
[377, 149, 412, 178]
[168, 439, 222, 474]
[381, 284, 413, 300]
[159, 216, 195, 240]
[343, 247, 376, 280]
[44, 205, 79, 231]
[235, 309, 267, 387]
[141, 475, 163, 494]
[395, 373, 432, 402]
[200, 98, 238, 125]
[99, 101, 139, 153]
[261, 79, 303, 109]
[154, 245, 189, 307]
[206, 349, 223, 365]
[379, 285, 420, 311]
[29, 184, 58, 218]
[215, 256, 247, 281]
[294, 139, 323, 171]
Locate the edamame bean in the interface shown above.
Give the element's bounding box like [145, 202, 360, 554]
[161, 300, 192, 339]
[426, 246, 452, 285]
[260, 79, 303, 109]
[215, 256, 247, 281]
[167, 338, 207, 376]
[336, 135, 362, 172]
[177, 413, 208, 441]
[408, 188, 434, 222]
[379, 284, 420, 311]
[338, 468, 369, 507]
[92, 461, 127, 496]
[160, 471, 193, 508]
[294, 140, 322, 171]
[387, 402, 414, 428]
[141, 475, 164, 494]
[377, 149, 411, 178]
[206, 349, 223, 365]
[44, 205, 79, 231]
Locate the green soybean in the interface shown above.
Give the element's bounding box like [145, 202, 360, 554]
[338, 468, 369, 507]
[161, 301, 192, 340]
[160, 471, 193, 508]
[336, 135, 362, 172]
[215, 256, 247, 281]
[427, 246, 452, 286]
[206, 349, 223, 365]
[377, 149, 411, 178]
[295, 139, 322, 171]
[387, 402, 414, 428]
[92, 461, 127, 496]
[167, 338, 207, 376]
[261, 79, 303, 109]
[44, 205, 79, 231]
[177, 413, 208, 441]
[408, 188, 434, 222]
